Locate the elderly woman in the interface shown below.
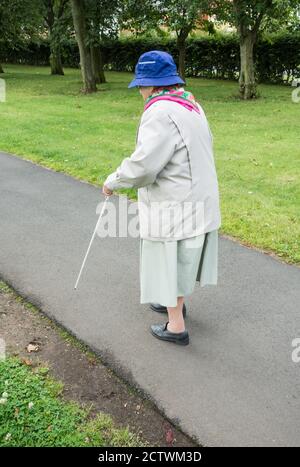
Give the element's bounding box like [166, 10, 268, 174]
[103, 50, 221, 346]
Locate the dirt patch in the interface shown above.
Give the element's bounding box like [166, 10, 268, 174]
[0, 282, 196, 447]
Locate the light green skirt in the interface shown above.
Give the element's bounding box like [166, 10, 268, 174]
[139, 230, 218, 307]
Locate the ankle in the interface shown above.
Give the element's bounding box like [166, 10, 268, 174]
[167, 322, 185, 333]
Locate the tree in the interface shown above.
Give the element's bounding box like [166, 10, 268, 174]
[121, 1, 211, 81]
[214, 0, 300, 99]
[157, 0, 211, 81]
[43, 0, 71, 75]
[86, 0, 121, 84]
[71, 0, 96, 92]
[71, 0, 122, 90]
[0, 0, 43, 73]
[120, 0, 159, 35]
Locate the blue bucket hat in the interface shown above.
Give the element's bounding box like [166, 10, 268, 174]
[128, 50, 185, 89]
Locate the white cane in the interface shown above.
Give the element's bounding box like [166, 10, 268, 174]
[74, 195, 110, 290]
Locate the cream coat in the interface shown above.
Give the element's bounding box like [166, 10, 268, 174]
[104, 99, 221, 241]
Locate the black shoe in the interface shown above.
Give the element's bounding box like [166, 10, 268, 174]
[150, 322, 189, 346]
[150, 302, 187, 318]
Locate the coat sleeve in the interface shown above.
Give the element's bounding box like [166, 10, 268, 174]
[104, 108, 178, 190]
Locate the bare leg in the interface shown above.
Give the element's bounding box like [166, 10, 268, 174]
[167, 296, 185, 333]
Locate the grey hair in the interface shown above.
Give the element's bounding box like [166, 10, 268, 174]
[152, 84, 181, 91]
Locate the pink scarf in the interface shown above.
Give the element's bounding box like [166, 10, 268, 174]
[144, 86, 200, 114]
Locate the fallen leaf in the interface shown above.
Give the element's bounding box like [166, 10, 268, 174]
[21, 358, 33, 366]
[165, 427, 175, 445]
[26, 343, 39, 353]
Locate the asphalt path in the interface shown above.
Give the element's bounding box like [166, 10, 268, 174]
[0, 151, 299, 446]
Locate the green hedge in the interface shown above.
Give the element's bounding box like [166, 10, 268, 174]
[101, 35, 240, 80]
[255, 33, 300, 83]
[1, 32, 299, 83]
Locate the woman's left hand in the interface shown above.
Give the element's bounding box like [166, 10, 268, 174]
[102, 184, 113, 196]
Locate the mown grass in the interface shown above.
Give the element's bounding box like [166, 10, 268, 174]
[0, 357, 144, 447]
[0, 64, 299, 263]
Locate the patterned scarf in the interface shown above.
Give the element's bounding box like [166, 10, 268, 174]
[144, 86, 200, 114]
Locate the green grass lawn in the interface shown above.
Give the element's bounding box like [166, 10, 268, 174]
[0, 64, 299, 263]
[0, 358, 143, 447]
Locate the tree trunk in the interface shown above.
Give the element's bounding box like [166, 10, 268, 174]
[46, 1, 65, 75]
[239, 33, 257, 99]
[71, 0, 96, 93]
[98, 47, 106, 84]
[49, 37, 64, 75]
[0, 63, 4, 73]
[90, 46, 99, 84]
[50, 49, 64, 75]
[177, 39, 186, 82]
[176, 28, 190, 83]
[90, 45, 106, 84]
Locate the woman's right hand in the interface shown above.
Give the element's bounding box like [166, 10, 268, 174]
[102, 184, 113, 197]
